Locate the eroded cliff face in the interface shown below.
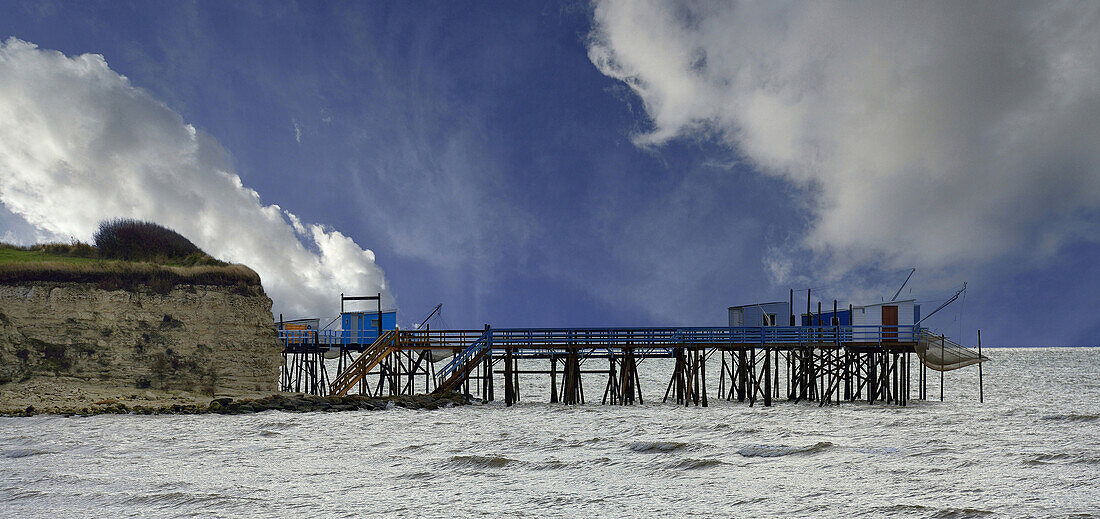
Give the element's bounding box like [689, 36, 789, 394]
[0, 282, 280, 406]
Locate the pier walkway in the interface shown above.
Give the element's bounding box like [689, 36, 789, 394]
[277, 324, 982, 407]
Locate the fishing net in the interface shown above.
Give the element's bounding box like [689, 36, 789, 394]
[916, 330, 989, 371]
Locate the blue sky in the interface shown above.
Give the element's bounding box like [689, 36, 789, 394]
[1, 1, 1097, 346]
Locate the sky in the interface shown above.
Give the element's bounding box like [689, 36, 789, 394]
[0, 1, 1097, 346]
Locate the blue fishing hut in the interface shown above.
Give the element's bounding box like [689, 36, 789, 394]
[340, 310, 397, 344]
[339, 293, 397, 345]
[730, 293, 921, 329]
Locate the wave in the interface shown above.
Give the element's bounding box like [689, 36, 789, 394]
[2, 448, 49, 459]
[448, 455, 515, 469]
[874, 503, 932, 514]
[401, 442, 440, 450]
[856, 446, 901, 455]
[396, 470, 436, 480]
[0, 487, 45, 501]
[870, 503, 994, 518]
[444, 455, 581, 471]
[668, 457, 726, 470]
[928, 507, 994, 518]
[1040, 413, 1098, 423]
[120, 491, 259, 508]
[738, 441, 833, 458]
[628, 441, 690, 453]
[529, 459, 568, 470]
[1024, 452, 1098, 465]
[588, 456, 615, 467]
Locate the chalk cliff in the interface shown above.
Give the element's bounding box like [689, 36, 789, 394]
[0, 282, 281, 411]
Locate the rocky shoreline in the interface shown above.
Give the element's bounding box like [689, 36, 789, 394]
[2, 391, 472, 417]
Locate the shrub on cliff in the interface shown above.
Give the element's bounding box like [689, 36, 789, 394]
[93, 219, 224, 265]
[0, 220, 257, 292]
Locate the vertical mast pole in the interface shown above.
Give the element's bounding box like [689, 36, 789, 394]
[977, 329, 984, 403]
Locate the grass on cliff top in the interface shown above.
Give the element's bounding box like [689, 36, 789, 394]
[0, 220, 261, 294]
[0, 245, 101, 265]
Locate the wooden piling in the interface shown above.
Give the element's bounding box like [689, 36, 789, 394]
[763, 346, 772, 407]
[549, 356, 558, 403]
[505, 343, 514, 406]
[940, 334, 945, 402]
[700, 347, 708, 407]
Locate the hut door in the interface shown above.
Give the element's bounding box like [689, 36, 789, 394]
[882, 305, 898, 341]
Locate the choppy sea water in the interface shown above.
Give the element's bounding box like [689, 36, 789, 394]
[2, 347, 1097, 518]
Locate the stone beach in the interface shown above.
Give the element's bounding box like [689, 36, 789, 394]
[2, 390, 471, 417]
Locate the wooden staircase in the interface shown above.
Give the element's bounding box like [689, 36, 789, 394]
[435, 349, 489, 393]
[433, 334, 490, 394]
[328, 330, 399, 396]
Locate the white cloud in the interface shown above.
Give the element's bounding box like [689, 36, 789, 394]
[588, 1, 1100, 277]
[0, 38, 389, 318]
[292, 119, 302, 143]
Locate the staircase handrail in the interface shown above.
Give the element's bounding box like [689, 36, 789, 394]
[435, 332, 490, 387]
[328, 329, 397, 396]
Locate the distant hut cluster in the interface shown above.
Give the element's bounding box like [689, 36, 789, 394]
[729, 299, 921, 330]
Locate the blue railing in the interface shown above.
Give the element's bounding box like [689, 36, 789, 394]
[479, 325, 920, 349]
[281, 325, 923, 354]
[435, 333, 490, 385]
[277, 329, 393, 346]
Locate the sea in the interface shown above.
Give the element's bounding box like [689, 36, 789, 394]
[1, 347, 1097, 518]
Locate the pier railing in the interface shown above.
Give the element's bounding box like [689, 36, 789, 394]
[479, 325, 920, 350]
[280, 325, 920, 353]
[277, 328, 488, 349]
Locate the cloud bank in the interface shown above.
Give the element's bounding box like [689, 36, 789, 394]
[588, 1, 1100, 279]
[0, 38, 388, 318]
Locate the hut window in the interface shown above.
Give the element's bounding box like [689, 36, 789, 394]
[371, 319, 380, 328]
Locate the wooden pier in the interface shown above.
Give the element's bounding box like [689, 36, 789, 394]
[279, 324, 953, 407]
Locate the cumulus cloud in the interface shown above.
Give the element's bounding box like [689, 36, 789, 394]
[0, 38, 388, 318]
[588, 1, 1100, 279]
